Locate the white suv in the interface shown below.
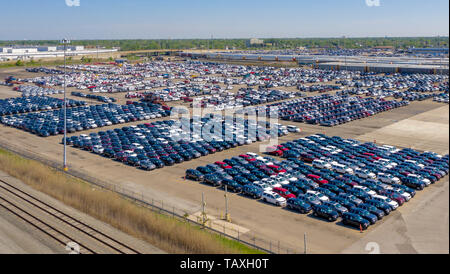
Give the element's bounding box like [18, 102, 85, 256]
[306, 190, 329, 202]
[355, 169, 376, 179]
[407, 174, 431, 186]
[312, 159, 332, 169]
[332, 162, 354, 174]
[246, 152, 259, 158]
[287, 125, 300, 133]
[377, 173, 400, 184]
[261, 178, 282, 188]
[272, 176, 290, 186]
[252, 181, 272, 192]
[354, 185, 377, 196]
[261, 191, 287, 207]
[392, 189, 412, 201]
[92, 145, 104, 154]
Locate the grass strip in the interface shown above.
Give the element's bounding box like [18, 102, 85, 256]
[0, 148, 264, 254]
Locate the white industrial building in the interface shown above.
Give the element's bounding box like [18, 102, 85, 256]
[182, 51, 449, 75]
[37, 46, 58, 52]
[0, 47, 38, 54]
[0, 45, 116, 61]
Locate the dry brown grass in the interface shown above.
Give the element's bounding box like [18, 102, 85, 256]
[0, 148, 263, 254]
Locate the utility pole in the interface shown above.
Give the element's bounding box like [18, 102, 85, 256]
[201, 192, 208, 227]
[61, 38, 70, 172]
[202, 192, 205, 224]
[224, 185, 230, 221]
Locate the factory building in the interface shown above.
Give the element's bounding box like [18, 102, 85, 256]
[246, 38, 265, 47]
[182, 52, 449, 75]
[408, 47, 449, 56]
[0, 45, 114, 61]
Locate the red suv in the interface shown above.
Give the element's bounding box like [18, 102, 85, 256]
[273, 187, 296, 199]
[267, 165, 287, 173]
[215, 161, 232, 169]
[239, 154, 256, 162]
[267, 146, 283, 156]
[307, 174, 328, 185]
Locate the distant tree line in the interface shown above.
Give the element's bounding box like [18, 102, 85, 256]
[0, 37, 448, 51]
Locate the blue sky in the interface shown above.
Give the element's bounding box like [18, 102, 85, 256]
[0, 0, 448, 40]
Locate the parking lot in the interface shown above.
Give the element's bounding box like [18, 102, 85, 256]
[0, 67, 448, 253]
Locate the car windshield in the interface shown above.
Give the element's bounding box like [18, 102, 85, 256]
[360, 210, 369, 215]
[354, 215, 363, 221]
[298, 200, 307, 206]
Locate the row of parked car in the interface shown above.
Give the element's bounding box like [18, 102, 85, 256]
[131, 83, 234, 102]
[14, 85, 64, 97]
[392, 91, 437, 102]
[297, 84, 343, 93]
[189, 88, 299, 111]
[22, 61, 357, 96]
[0, 96, 85, 116]
[0, 102, 168, 137]
[342, 73, 448, 91]
[238, 94, 409, 127]
[26, 67, 63, 74]
[23, 62, 240, 95]
[185, 135, 448, 230]
[65, 116, 290, 170]
[21, 61, 448, 107]
[336, 88, 393, 98]
[71, 92, 117, 103]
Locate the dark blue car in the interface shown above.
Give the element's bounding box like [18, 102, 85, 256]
[312, 205, 339, 222]
[286, 198, 312, 214]
[241, 185, 263, 199]
[342, 212, 370, 230]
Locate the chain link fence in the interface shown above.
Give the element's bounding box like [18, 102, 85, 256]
[0, 141, 303, 254]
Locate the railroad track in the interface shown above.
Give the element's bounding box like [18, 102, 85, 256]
[0, 178, 141, 254]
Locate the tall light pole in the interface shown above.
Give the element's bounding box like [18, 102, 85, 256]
[224, 185, 229, 221]
[62, 38, 70, 172]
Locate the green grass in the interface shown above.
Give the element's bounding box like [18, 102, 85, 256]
[0, 58, 114, 68]
[0, 148, 265, 254]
